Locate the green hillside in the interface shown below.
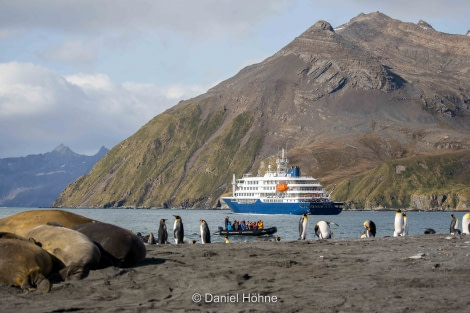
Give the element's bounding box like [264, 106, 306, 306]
[54, 12, 470, 211]
[334, 151, 470, 210]
[55, 102, 263, 208]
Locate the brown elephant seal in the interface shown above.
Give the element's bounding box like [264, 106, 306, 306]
[0, 209, 96, 236]
[0, 238, 56, 292]
[25, 225, 101, 280]
[0, 232, 29, 241]
[73, 222, 146, 268]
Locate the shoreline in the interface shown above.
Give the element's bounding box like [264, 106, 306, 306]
[39, 206, 469, 213]
[1, 234, 470, 312]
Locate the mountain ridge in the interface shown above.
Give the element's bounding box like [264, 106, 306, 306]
[53, 12, 470, 210]
[0, 145, 108, 207]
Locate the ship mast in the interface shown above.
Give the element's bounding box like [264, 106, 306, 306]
[232, 173, 236, 195]
[276, 148, 288, 176]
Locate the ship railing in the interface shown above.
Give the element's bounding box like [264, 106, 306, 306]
[285, 180, 319, 184]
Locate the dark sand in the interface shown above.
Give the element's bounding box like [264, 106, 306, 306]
[1, 234, 470, 313]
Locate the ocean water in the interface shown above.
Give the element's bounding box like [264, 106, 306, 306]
[0, 207, 467, 243]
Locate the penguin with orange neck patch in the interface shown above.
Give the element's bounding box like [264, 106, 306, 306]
[200, 219, 211, 244]
[361, 220, 376, 238]
[173, 215, 184, 244]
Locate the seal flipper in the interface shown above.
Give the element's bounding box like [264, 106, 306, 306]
[59, 264, 90, 281]
[24, 270, 51, 293]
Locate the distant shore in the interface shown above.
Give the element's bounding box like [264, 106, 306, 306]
[48, 206, 468, 212]
[1, 233, 470, 312]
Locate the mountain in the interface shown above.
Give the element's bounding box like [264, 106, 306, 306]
[53, 12, 470, 210]
[0, 145, 108, 207]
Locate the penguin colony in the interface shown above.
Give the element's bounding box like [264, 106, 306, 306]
[139, 211, 470, 244]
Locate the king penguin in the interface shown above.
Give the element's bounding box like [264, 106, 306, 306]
[393, 209, 405, 237]
[450, 214, 461, 235]
[403, 212, 408, 236]
[361, 219, 376, 238]
[173, 215, 184, 244]
[298, 213, 309, 240]
[200, 219, 211, 244]
[157, 219, 168, 244]
[224, 235, 230, 243]
[462, 213, 470, 235]
[147, 232, 156, 244]
[314, 221, 338, 239]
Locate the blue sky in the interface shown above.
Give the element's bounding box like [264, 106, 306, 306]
[0, 0, 469, 157]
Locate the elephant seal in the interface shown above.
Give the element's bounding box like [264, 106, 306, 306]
[0, 209, 96, 236]
[25, 225, 101, 280]
[0, 237, 56, 292]
[73, 222, 146, 268]
[0, 232, 29, 241]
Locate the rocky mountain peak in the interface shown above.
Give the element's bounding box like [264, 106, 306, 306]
[299, 20, 335, 39]
[53, 12, 470, 210]
[0, 145, 107, 207]
[51, 144, 76, 157]
[417, 20, 434, 31]
[95, 146, 109, 157]
[346, 11, 391, 25]
[312, 20, 334, 32]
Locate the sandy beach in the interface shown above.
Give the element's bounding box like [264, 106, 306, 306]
[1, 234, 470, 313]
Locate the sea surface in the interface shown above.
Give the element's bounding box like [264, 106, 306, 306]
[0, 207, 466, 243]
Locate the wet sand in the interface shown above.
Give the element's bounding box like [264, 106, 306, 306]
[1, 234, 470, 312]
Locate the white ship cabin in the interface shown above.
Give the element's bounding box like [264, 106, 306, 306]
[231, 150, 327, 200]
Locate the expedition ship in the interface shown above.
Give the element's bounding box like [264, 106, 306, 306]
[221, 149, 343, 215]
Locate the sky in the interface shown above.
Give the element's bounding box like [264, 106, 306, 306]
[0, 0, 469, 158]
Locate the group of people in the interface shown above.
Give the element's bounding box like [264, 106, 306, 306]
[138, 215, 267, 245]
[224, 216, 263, 231]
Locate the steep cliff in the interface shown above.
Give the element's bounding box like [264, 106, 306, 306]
[54, 12, 470, 210]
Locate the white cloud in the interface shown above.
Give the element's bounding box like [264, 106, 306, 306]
[66, 73, 114, 91]
[0, 62, 76, 117]
[0, 62, 207, 157]
[1, 0, 468, 158]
